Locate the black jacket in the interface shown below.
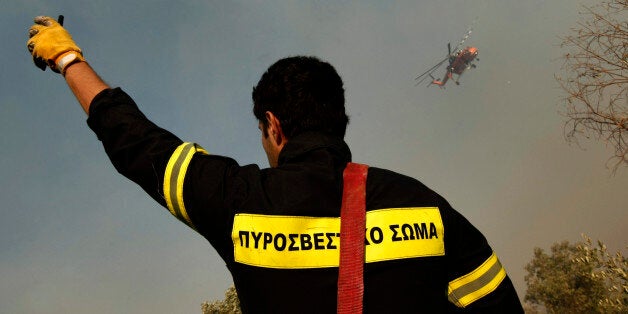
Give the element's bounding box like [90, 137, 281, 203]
[87, 88, 523, 313]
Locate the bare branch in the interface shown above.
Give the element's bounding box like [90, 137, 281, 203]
[557, 0, 628, 173]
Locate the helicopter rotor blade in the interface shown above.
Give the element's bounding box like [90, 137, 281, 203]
[452, 17, 478, 53]
[414, 57, 449, 85]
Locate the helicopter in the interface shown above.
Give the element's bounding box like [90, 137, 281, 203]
[415, 27, 479, 87]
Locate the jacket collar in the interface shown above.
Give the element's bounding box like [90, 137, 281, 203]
[277, 131, 352, 166]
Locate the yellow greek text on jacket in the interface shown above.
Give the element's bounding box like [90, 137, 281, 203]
[232, 207, 445, 269]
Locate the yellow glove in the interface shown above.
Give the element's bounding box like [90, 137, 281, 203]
[27, 16, 85, 75]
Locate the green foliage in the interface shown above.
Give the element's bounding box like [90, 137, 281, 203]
[575, 236, 628, 313]
[525, 240, 606, 313]
[201, 285, 242, 314]
[524, 235, 627, 313]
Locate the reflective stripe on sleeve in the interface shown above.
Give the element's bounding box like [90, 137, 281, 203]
[163, 142, 208, 229]
[448, 252, 507, 308]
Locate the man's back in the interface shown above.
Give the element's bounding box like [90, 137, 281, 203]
[85, 89, 521, 313]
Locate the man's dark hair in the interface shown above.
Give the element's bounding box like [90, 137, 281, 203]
[253, 56, 349, 138]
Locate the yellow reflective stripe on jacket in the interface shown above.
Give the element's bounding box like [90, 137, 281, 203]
[448, 252, 506, 308]
[164, 142, 208, 229]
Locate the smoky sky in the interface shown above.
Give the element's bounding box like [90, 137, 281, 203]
[2, 1, 626, 313]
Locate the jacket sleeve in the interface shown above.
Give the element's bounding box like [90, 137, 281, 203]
[86, 88, 245, 256]
[439, 197, 524, 313]
[87, 88, 217, 228]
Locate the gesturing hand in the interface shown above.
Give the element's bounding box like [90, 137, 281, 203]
[27, 16, 85, 75]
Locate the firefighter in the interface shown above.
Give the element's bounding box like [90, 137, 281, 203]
[27, 16, 523, 313]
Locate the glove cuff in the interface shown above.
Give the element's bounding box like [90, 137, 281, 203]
[55, 51, 85, 75]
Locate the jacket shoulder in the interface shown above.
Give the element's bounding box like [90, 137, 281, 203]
[366, 167, 443, 209]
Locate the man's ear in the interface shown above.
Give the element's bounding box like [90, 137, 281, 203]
[264, 111, 285, 146]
